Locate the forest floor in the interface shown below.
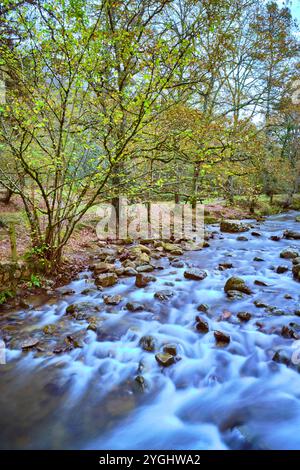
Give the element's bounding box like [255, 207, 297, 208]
[1, 193, 300, 277]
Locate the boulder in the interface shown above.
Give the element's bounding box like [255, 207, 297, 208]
[218, 263, 233, 271]
[276, 266, 289, 274]
[224, 277, 252, 295]
[136, 264, 154, 273]
[95, 273, 118, 287]
[92, 262, 115, 274]
[270, 235, 281, 241]
[237, 236, 248, 241]
[220, 220, 249, 233]
[184, 268, 207, 281]
[292, 264, 300, 280]
[65, 301, 100, 320]
[123, 267, 138, 276]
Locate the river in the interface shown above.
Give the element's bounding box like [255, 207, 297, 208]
[1, 211, 300, 450]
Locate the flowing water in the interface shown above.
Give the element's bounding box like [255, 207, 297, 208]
[1, 211, 300, 450]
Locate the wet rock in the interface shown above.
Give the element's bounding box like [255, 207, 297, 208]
[280, 248, 299, 259]
[254, 300, 269, 308]
[292, 264, 300, 280]
[123, 267, 138, 276]
[154, 290, 174, 301]
[276, 265, 289, 274]
[95, 273, 118, 288]
[81, 288, 97, 295]
[163, 242, 181, 253]
[103, 294, 123, 305]
[226, 290, 245, 300]
[155, 352, 175, 367]
[296, 216, 300, 223]
[251, 231, 261, 237]
[60, 288, 76, 296]
[292, 257, 300, 265]
[281, 326, 298, 339]
[135, 273, 155, 288]
[218, 263, 233, 271]
[122, 259, 136, 268]
[283, 230, 300, 240]
[138, 252, 150, 264]
[237, 236, 248, 241]
[220, 220, 249, 233]
[270, 235, 281, 241]
[224, 277, 252, 295]
[237, 312, 251, 322]
[136, 264, 154, 273]
[197, 303, 209, 313]
[139, 335, 156, 352]
[214, 330, 230, 346]
[135, 244, 151, 255]
[294, 310, 300, 317]
[273, 350, 291, 366]
[134, 375, 146, 391]
[171, 260, 185, 268]
[21, 338, 40, 349]
[184, 268, 207, 281]
[254, 280, 268, 286]
[163, 344, 177, 356]
[126, 301, 144, 312]
[92, 262, 115, 274]
[65, 301, 100, 320]
[253, 257, 264, 262]
[43, 324, 57, 335]
[284, 294, 293, 300]
[195, 316, 209, 333]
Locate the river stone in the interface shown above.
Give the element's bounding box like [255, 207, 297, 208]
[280, 248, 299, 259]
[276, 265, 289, 274]
[103, 295, 123, 305]
[226, 290, 245, 300]
[195, 316, 209, 333]
[284, 230, 300, 240]
[220, 220, 249, 233]
[214, 330, 230, 346]
[65, 301, 100, 320]
[218, 263, 233, 271]
[43, 324, 57, 335]
[92, 262, 115, 274]
[155, 352, 175, 367]
[224, 277, 252, 295]
[197, 304, 209, 313]
[254, 280, 269, 286]
[184, 268, 207, 281]
[171, 260, 185, 268]
[296, 216, 300, 223]
[273, 350, 291, 366]
[126, 301, 144, 312]
[281, 326, 298, 339]
[253, 257, 264, 262]
[254, 300, 269, 308]
[292, 257, 300, 265]
[95, 273, 118, 288]
[251, 231, 261, 237]
[139, 335, 156, 352]
[270, 235, 281, 241]
[135, 273, 155, 288]
[163, 242, 181, 252]
[163, 344, 177, 356]
[292, 264, 300, 280]
[237, 236, 248, 241]
[237, 312, 251, 322]
[136, 264, 154, 273]
[21, 338, 40, 349]
[154, 290, 174, 301]
[123, 267, 138, 276]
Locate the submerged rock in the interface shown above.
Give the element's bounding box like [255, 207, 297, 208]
[197, 304, 209, 313]
[184, 268, 207, 281]
[103, 295, 123, 305]
[155, 352, 175, 367]
[21, 338, 40, 349]
[224, 277, 252, 295]
[126, 301, 144, 312]
[154, 290, 174, 301]
[237, 236, 248, 241]
[276, 266, 289, 274]
[43, 324, 57, 335]
[281, 326, 298, 339]
[218, 263, 233, 271]
[65, 301, 100, 320]
[270, 235, 281, 241]
[237, 312, 251, 322]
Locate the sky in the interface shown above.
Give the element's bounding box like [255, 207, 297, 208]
[277, 0, 300, 22]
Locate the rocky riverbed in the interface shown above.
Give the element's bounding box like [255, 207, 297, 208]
[1, 211, 300, 449]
